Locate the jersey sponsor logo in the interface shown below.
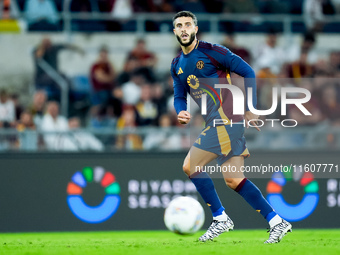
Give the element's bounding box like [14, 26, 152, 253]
[187, 75, 200, 89]
[177, 67, 184, 75]
[196, 60, 204, 70]
[187, 77, 222, 108]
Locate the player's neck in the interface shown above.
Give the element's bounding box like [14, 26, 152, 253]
[182, 39, 198, 55]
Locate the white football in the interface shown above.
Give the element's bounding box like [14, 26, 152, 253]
[164, 196, 205, 235]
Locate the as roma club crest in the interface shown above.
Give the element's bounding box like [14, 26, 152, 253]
[196, 60, 204, 70]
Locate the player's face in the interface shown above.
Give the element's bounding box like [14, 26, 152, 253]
[173, 17, 198, 47]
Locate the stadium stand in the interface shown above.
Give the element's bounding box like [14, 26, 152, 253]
[0, 0, 339, 151]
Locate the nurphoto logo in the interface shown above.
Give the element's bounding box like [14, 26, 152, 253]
[200, 84, 311, 128]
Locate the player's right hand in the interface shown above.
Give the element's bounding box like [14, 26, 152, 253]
[178, 111, 191, 124]
[245, 111, 261, 131]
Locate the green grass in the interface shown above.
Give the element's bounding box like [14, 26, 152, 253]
[0, 230, 339, 255]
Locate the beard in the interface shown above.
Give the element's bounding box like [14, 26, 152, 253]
[176, 32, 196, 47]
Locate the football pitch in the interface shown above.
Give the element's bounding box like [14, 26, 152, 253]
[1, 229, 339, 255]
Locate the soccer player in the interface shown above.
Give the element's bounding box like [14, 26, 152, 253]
[171, 11, 292, 243]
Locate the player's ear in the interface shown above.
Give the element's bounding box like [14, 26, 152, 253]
[173, 19, 177, 34]
[195, 25, 199, 33]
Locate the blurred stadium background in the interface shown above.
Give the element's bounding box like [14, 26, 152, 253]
[0, 0, 340, 235]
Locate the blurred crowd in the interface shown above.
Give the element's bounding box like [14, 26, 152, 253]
[223, 31, 340, 129]
[0, 29, 339, 151]
[248, 31, 340, 126]
[1, 0, 340, 150]
[2, 0, 340, 32]
[0, 36, 196, 151]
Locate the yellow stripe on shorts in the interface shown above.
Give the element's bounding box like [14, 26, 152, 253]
[216, 126, 231, 156]
[241, 148, 250, 158]
[218, 107, 230, 125]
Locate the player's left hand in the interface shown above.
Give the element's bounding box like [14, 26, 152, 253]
[244, 111, 261, 131]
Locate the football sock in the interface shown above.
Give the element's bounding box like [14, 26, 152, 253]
[268, 214, 283, 228]
[235, 178, 279, 222]
[190, 172, 225, 217]
[213, 210, 228, 221]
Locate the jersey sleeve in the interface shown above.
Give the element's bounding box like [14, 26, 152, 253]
[170, 65, 187, 114]
[213, 45, 257, 111]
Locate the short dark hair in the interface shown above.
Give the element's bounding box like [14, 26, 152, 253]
[172, 11, 197, 27]
[266, 28, 277, 36]
[303, 32, 315, 43]
[0, 90, 7, 97]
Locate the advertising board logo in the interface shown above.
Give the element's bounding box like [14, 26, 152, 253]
[266, 170, 319, 222]
[66, 167, 120, 223]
